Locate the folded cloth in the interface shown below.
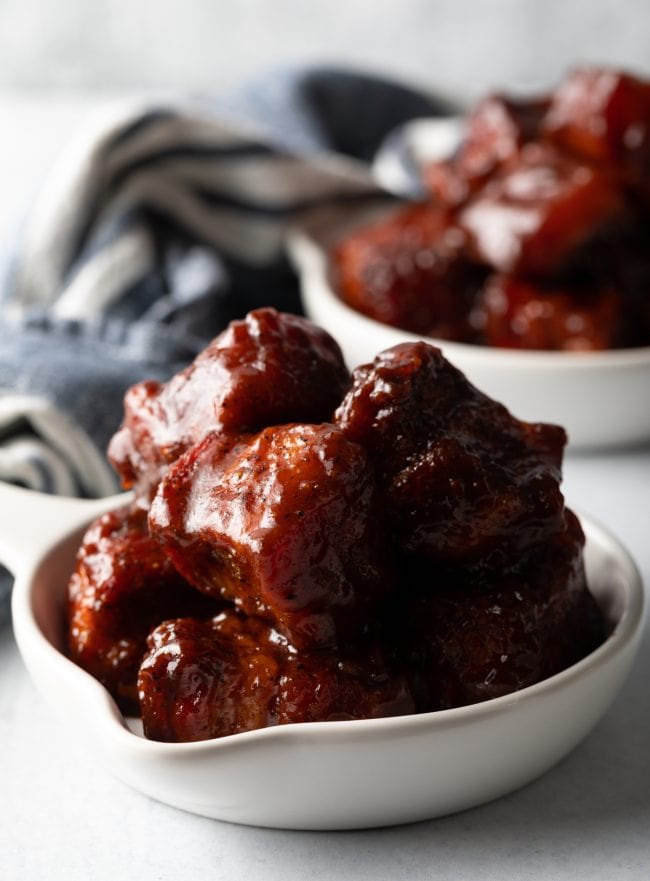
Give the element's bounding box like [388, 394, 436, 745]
[0, 67, 452, 624]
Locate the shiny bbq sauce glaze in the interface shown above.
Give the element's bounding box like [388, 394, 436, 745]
[67, 504, 223, 713]
[148, 423, 392, 650]
[399, 509, 604, 710]
[332, 203, 487, 341]
[138, 612, 414, 742]
[108, 307, 350, 504]
[334, 66, 650, 350]
[67, 311, 606, 742]
[335, 342, 567, 562]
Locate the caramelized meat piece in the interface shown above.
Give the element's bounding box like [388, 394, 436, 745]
[459, 144, 624, 276]
[543, 67, 650, 172]
[426, 94, 550, 204]
[138, 612, 415, 742]
[461, 94, 550, 174]
[475, 275, 625, 350]
[67, 505, 222, 712]
[336, 66, 650, 351]
[108, 308, 350, 501]
[335, 342, 566, 561]
[66, 305, 607, 742]
[333, 203, 486, 341]
[149, 423, 392, 649]
[402, 510, 605, 709]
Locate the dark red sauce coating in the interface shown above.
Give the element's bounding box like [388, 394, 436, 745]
[425, 94, 551, 204]
[107, 307, 350, 503]
[334, 66, 650, 350]
[67, 505, 223, 713]
[459, 144, 624, 277]
[67, 310, 605, 742]
[138, 612, 415, 742]
[474, 275, 625, 350]
[543, 67, 650, 173]
[400, 510, 605, 709]
[332, 203, 487, 341]
[148, 423, 392, 650]
[335, 342, 566, 561]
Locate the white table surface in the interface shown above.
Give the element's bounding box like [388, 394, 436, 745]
[0, 93, 649, 881]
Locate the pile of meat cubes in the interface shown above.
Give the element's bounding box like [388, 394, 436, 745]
[335, 67, 650, 350]
[67, 309, 603, 741]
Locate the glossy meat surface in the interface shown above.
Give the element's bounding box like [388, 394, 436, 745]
[426, 94, 550, 203]
[333, 203, 486, 340]
[67, 505, 222, 712]
[149, 423, 391, 649]
[68, 310, 606, 742]
[401, 510, 605, 709]
[335, 342, 566, 561]
[332, 65, 650, 350]
[459, 144, 624, 276]
[543, 67, 650, 170]
[138, 612, 415, 742]
[108, 308, 350, 501]
[475, 275, 625, 350]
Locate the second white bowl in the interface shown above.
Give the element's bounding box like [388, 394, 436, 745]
[289, 215, 650, 450]
[3, 482, 645, 829]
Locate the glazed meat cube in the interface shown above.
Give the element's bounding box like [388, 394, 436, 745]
[422, 159, 471, 208]
[543, 67, 650, 172]
[331, 66, 650, 352]
[148, 423, 392, 650]
[402, 510, 605, 709]
[108, 308, 350, 501]
[475, 275, 625, 350]
[138, 614, 276, 742]
[67, 505, 222, 712]
[335, 342, 566, 562]
[438, 95, 549, 189]
[333, 203, 486, 341]
[138, 612, 415, 742]
[462, 94, 549, 170]
[427, 94, 551, 203]
[459, 144, 624, 275]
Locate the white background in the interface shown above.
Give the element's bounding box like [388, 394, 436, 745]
[0, 0, 648, 100]
[1, 448, 649, 881]
[0, 4, 649, 878]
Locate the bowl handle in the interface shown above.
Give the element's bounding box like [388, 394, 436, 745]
[0, 482, 126, 577]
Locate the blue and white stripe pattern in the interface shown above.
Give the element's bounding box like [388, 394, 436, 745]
[0, 68, 451, 622]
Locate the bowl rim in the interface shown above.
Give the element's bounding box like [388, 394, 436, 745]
[13, 506, 646, 758]
[288, 217, 650, 371]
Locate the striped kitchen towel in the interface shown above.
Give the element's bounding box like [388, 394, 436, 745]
[0, 67, 452, 623]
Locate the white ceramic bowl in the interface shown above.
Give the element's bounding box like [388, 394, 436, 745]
[2, 481, 645, 830]
[289, 117, 650, 450]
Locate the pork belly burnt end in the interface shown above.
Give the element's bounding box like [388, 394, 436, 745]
[333, 202, 487, 341]
[148, 423, 392, 650]
[107, 308, 350, 502]
[335, 341, 567, 562]
[474, 275, 626, 351]
[346, 67, 650, 350]
[543, 67, 650, 172]
[138, 611, 415, 742]
[401, 510, 605, 709]
[67, 505, 223, 713]
[459, 144, 624, 277]
[425, 93, 550, 203]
